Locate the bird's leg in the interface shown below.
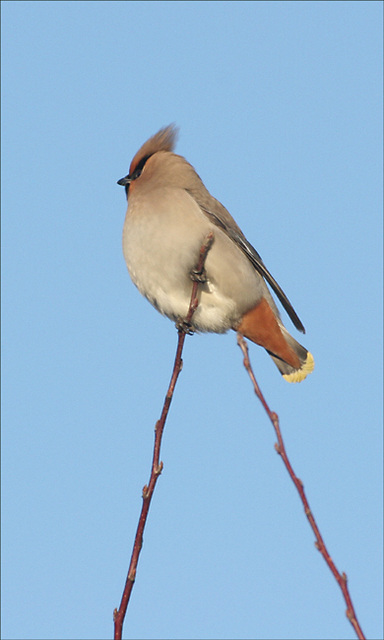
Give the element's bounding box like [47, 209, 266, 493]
[175, 318, 195, 335]
[175, 267, 205, 334]
[175, 233, 214, 336]
[190, 266, 207, 284]
[176, 265, 206, 333]
[190, 231, 214, 284]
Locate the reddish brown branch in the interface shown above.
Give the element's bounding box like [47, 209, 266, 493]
[113, 232, 214, 640]
[237, 334, 366, 640]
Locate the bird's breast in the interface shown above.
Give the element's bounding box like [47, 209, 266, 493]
[122, 188, 264, 332]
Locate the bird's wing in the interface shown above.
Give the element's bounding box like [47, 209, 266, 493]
[200, 205, 305, 334]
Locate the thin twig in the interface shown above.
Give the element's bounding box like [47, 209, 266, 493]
[113, 232, 214, 640]
[237, 334, 366, 640]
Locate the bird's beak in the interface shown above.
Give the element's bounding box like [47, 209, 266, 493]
[117, 174, 131, 186]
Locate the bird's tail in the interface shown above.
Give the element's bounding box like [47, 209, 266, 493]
[266, 326, 315, 383]
[236, 298, 314, 383]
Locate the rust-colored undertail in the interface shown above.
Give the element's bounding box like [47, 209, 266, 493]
[236, 298, 314, 383]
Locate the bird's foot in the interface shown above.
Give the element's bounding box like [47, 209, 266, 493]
[190, 266, 207, 284]
[175, 318, 195, 335]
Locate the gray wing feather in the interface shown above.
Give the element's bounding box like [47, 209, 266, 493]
[200, 206, 305, 334]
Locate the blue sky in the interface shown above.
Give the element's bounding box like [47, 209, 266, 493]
[1, 2, 383, 639]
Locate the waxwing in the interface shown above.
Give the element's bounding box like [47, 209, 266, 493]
[118, 125, 314, 382]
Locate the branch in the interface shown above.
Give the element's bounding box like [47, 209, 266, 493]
[237, 334, 366, 640]
[113, 232, 214, 640]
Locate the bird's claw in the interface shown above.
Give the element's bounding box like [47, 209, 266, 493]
[190, 267, 207, 284]
[175, 319, 195, 335]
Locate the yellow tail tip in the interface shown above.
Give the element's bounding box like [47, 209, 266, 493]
[283, 351, 315, 383]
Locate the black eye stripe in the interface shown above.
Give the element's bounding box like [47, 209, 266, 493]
[131, 168, 142, 180]
[131, 154, 151, 180]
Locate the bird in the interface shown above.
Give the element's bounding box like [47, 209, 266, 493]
[117, 125, 314, 383]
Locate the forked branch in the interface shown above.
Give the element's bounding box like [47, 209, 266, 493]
[237, 334, 366, 640]
[113, 232, 214, 640]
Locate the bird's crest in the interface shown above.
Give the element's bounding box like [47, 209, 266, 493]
[129, 124, 178, 175]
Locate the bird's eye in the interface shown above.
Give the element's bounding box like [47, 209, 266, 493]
[130, 154, 151, 182]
